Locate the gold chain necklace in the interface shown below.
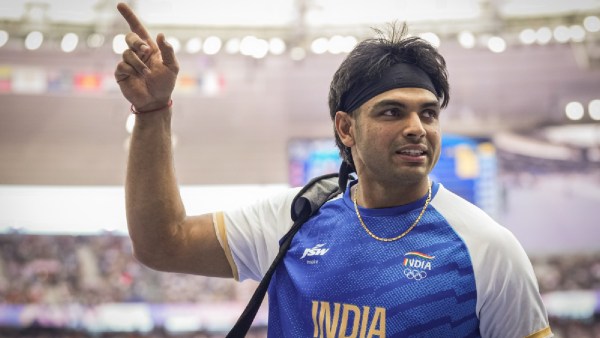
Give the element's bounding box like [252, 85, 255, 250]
[353, 180, 431, 242]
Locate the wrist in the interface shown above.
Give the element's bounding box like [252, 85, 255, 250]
[131, 99, 173, 114]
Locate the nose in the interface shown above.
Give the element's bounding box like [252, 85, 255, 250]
[403, 112, 426, 140]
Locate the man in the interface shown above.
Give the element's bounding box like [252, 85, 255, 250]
[115, 2, 552, 337]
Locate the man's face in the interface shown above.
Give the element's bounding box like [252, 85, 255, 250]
[341, 87, 442, 187]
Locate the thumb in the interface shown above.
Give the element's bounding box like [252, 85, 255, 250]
[156, 33, 179, 71]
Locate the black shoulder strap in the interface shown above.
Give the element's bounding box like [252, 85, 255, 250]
[226, 173, 341, 337]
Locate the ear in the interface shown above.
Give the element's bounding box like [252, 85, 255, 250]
[335, 111, 355, 148]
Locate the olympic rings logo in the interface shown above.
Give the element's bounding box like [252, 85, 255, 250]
[403, 268, 427, 280]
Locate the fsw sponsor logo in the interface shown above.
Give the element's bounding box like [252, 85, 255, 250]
[402, 251, 435, 281]
[301, 243, 330, 259]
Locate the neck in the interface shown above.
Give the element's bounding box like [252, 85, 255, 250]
[353, 178, 430, 209]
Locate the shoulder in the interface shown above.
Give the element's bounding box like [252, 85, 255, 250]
[430, 184, 529, 268]
[432, 185, 550, 336]
[217, 186, 302, 281]
[224, 186, 302, 221]
[430, 184, 514, 246]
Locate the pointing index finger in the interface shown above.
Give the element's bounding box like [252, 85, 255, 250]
[117, 3, 153, 44]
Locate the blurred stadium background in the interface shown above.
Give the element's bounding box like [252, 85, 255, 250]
[0, 0, 599, 337]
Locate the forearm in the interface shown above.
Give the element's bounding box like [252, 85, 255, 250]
[125, 107, 185, 263]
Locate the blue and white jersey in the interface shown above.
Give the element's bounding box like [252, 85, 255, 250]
[214, 181, 552, 338]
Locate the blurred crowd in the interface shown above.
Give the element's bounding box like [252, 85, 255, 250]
[532, 251, 600, 338]
[0, 233, 598, 337]
[533, 252, 600, 294]
[0, 233, 248, 306]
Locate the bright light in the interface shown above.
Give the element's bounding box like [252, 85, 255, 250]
[310, 37, 328, 54]
[112, 34, 127, 54]
[565, 101, 584, 120]
[583, 16, 600, 33]
[269, 37, 286, 55]
[239, 36, 256, 56]
[201, 71, 220, 96]
[487, 36, 506, 53]
[519, 28, 536, 45]
[458, 31, 475, 49]
[240, 36, 269, 58]
[61, 33, 79, 53]
[225, 38, 240, 54]
[553, 26, 570, 43]
[166, 37, 181, 53]
[126, 114, 135, 134]
[536, 27, 552, 45]
[185, 37, 202, 54]
[251, 38, 269, 59]
[25, 31, 43, 50]
[569, 25, 586, 42]
[589, 100, 600, 121]
[87, 33, 105, 48]
[290, 46, 306, 61]
[0, 30, 8, 48]
[328, 35, 347, 54]
[419, 32, 440, 48]
[203, 36, 222, 55]
[342, 36, 357, 53]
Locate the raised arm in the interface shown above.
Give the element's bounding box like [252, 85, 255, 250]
[115, 3, 232, 278]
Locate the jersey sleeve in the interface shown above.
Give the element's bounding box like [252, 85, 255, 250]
[432, 185, 552, 338]
[474, 227, 552, 338]
[213, 187, 301, 282]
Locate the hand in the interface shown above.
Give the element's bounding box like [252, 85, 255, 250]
[114, 3, 179, 112]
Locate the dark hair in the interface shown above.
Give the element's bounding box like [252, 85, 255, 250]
[328, 22, 450, 170]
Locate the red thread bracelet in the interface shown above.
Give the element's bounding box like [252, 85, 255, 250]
[130, 99, 173, 114]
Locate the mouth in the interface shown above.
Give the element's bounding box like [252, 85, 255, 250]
[397, 149, 426, 157]
[395, 146, 428, 163]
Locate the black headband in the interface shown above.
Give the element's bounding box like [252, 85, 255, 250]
[340, 63, 439, 113]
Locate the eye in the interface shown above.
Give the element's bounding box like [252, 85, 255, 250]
[381, 108, 401, 116]
[421, 109, 439, 119]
